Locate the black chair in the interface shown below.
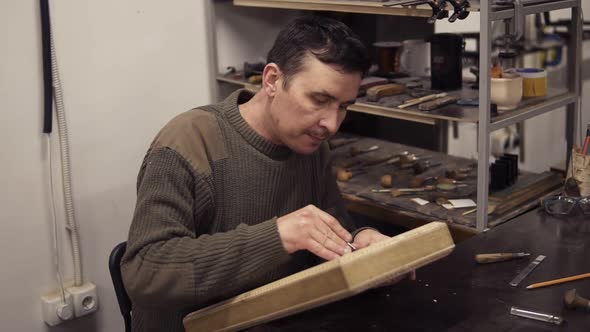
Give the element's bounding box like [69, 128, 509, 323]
[109, 241, 132, 332]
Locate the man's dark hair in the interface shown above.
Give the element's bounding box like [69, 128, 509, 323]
[267, 16, 370, 88]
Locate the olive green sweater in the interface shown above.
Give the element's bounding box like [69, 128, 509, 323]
[121, 89, 356, 332]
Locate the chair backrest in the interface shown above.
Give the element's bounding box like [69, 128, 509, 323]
[109, 241, 132, 332]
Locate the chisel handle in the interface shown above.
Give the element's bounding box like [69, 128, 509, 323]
[475, 253, 524, 264]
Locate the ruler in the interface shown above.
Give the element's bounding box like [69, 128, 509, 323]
[510, 255, 546, 287]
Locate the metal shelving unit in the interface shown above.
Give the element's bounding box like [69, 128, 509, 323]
[476, 0, 581, 231]
[218, 0, 583, 232]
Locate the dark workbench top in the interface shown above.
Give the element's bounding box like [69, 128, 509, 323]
[255, 208, 590, 331]
[332, 135, 562, 235]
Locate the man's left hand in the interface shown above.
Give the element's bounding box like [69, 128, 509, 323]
[351, 228, 389, 249]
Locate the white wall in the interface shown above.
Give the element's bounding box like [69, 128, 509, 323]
[214, 2, 299, 74]
[0, 1, 212, 331]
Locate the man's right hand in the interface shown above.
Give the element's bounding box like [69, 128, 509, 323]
[276, 205, 352, 260]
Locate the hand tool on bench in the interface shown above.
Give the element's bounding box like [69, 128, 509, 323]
[366, 83, 406, 102]
[386, 152, 423, 165]
[411, 175, 467, 187]
[409, 175, 431, 188]
[509, 255, 546, 287]
[564, 289, 590, 311]
[371, 185, 435, 196]
[418, 95, 458, 111]
[349, 145, 380, 157]
[475, 252, 530, 264]
[436, 176, 466, 185]
[398, 92, 447, 109]
[349, 154, 398, 171]
[373, 182, 462, 196]
[328, 137, 359, 149]
[380, 174, 395, 188]
[336, 167, 366, 183]
[435, 182, 468, 191]
[413, 161, 442, 175]
[446, 167, 474, 180]
[435, 197, 450, 206]
[399, 157, 432, 170]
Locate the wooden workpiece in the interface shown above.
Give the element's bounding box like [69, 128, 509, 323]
[184, 222, 454, 332]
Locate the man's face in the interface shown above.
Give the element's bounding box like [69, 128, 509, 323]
[268, 56, 362, 155]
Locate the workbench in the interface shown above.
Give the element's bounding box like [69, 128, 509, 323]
[331, 135, 563, 241]
[252, 208, 590, 331]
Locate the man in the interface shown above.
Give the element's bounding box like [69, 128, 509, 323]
[121, 16, 404, 332]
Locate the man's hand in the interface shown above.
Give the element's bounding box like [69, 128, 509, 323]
[351, 228, 389, 249]
[352, 229, 416, 286]
[276, 205, 353, 260]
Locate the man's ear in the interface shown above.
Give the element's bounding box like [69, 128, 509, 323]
[262, 63, 282, 97]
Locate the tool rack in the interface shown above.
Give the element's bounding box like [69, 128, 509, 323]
[213, 0, 583, 232]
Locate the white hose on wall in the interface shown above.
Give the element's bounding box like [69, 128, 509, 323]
[50, 25, 83, 287]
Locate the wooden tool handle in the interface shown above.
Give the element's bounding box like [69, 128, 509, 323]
[380, 174, 394, 188]
[366, 84, 406, 102]
[361, 154, 396, 167]
[418, 96, 458, 111]
[475, 253, 518, 264]
[336, 168, 353, 182]
[564, 289, 590, 310]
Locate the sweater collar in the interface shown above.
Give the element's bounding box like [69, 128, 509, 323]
[223, 89, 292, 159]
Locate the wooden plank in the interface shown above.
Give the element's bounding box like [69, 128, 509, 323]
[183, 222, 454, 332]
[489, 173, 563, 219]
[234, 0, 433, 17]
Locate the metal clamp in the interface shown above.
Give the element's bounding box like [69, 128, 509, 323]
[383, 1, 449, 24]
[448, 0, 470, 23]
[501, 0, 524, 41]
[427, 0, 450, 24]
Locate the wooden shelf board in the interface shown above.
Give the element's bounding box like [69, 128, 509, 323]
[234, 0, 433, 17]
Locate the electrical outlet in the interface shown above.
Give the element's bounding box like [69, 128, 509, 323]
[67, 282, 98, 318]
[41, 290, 74, 326]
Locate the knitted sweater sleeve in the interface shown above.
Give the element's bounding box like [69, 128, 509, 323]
[121, 147, 292, 309]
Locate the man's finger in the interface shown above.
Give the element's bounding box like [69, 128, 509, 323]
[316, 225, 348, 249]
[311, 228, 349, 256]
[315, 208, 352, 242]
[308, 236, 340, 261]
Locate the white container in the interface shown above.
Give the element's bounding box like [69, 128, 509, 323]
[491, 73, 523, 111]
[399, 39, 430, 77]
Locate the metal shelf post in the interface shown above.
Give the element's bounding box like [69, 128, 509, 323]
[476, 0, 492, 231]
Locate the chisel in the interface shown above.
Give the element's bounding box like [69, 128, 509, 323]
[398, 92, 447, 109]
[475, 252, 530, 264]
